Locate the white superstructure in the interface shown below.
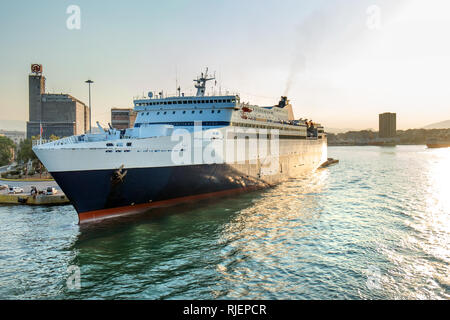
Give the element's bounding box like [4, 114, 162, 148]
[32, 69, 327, 223]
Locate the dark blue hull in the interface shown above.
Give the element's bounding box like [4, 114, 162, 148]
[51, 164, 269, 221]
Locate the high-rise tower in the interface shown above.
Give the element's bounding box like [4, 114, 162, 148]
[26, 64, 90, 139]
[379, 112, 397, 138]
[28, 64, 45, 122]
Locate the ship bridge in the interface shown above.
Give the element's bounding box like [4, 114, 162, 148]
[132, 95, 238, 132]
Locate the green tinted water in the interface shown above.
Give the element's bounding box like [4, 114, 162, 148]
[0, 146, 448, 299]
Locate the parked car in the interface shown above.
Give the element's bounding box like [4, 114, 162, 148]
[46, 187, 58, 195]
[0, 184, 8, 191]
[8, 186, 24, 194]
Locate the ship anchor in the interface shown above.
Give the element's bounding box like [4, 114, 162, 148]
[111, 164, 127, 184]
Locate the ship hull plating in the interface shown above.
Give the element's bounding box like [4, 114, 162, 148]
[50, 138, 327, 223]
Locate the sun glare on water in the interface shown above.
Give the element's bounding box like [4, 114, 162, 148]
[426, 148, 450, 224]
[422, 148, 450, 287]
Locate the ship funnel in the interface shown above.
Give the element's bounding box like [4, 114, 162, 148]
[277, 96, 288, 108]
[277, 96, 294, 120]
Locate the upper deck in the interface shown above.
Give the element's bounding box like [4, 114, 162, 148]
[134, 95, 238, 110]
[33, 69, 325, 149]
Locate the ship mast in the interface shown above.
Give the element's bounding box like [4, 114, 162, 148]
[194, 67, 215, 96]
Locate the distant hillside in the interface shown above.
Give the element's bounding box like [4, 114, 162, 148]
[423, 120, 450, 129]
[326, 127, 374, 134]
[0, 120, 26, 131]
[326, 127, 356, 134]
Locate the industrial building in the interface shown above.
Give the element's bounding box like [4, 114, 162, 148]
[111, 108, 137, 129]
[26, 64, 90, 139]
[379, 112, 397, 138]
[0, 130, 25, 145]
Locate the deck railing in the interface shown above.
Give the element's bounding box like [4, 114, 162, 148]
[32, 139, 51, 146]
[32, 135, 80, 147]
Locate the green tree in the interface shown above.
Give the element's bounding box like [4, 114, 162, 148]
[17, 138, 37, 163]
[0, 136, 15, 166]
[49, 134, 60, 141]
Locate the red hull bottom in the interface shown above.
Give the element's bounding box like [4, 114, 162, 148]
[78, 185, 264, 224]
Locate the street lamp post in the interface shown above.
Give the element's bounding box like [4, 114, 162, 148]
[85, 79, 94, 133]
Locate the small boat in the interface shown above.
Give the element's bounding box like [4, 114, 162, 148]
[320, 158, 339, 168]
[426, 138, 450, 148]
[426, 143, 450, 148]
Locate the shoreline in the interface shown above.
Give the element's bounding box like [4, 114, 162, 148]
[0, 177, 54, 182]
[328, 143, 424, 146]
[326, 143, 445, 147]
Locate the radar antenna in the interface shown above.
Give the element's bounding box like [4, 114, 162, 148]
[194, 67, 215, 96]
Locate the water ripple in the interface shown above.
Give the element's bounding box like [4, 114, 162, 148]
[0, 146, 449, 299]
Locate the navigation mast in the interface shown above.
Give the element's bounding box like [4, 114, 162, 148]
[194, 68, 215, 96]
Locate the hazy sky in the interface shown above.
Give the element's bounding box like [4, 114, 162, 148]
[0, 0, 449, 130]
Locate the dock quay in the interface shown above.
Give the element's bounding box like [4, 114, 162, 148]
[0, 193, 69, 205]
[0, 178, 69, 206]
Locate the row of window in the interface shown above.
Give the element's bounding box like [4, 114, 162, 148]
[106, 150, 132, 153]
[139, 109, 222, 116]
[106, 142, 132, 147]
[226, 133, 307, 139]
[133, 119, 308, 132]
[230, 122, 305, 132]
[136, 98, 235, 107]
[134, 121, 229, 128]
[105, 149, 175, 153]
[103, 138, 307, 154]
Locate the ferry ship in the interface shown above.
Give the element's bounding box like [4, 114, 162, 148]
[426, 138, 450, 148]
[33, 69, 327, 223]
